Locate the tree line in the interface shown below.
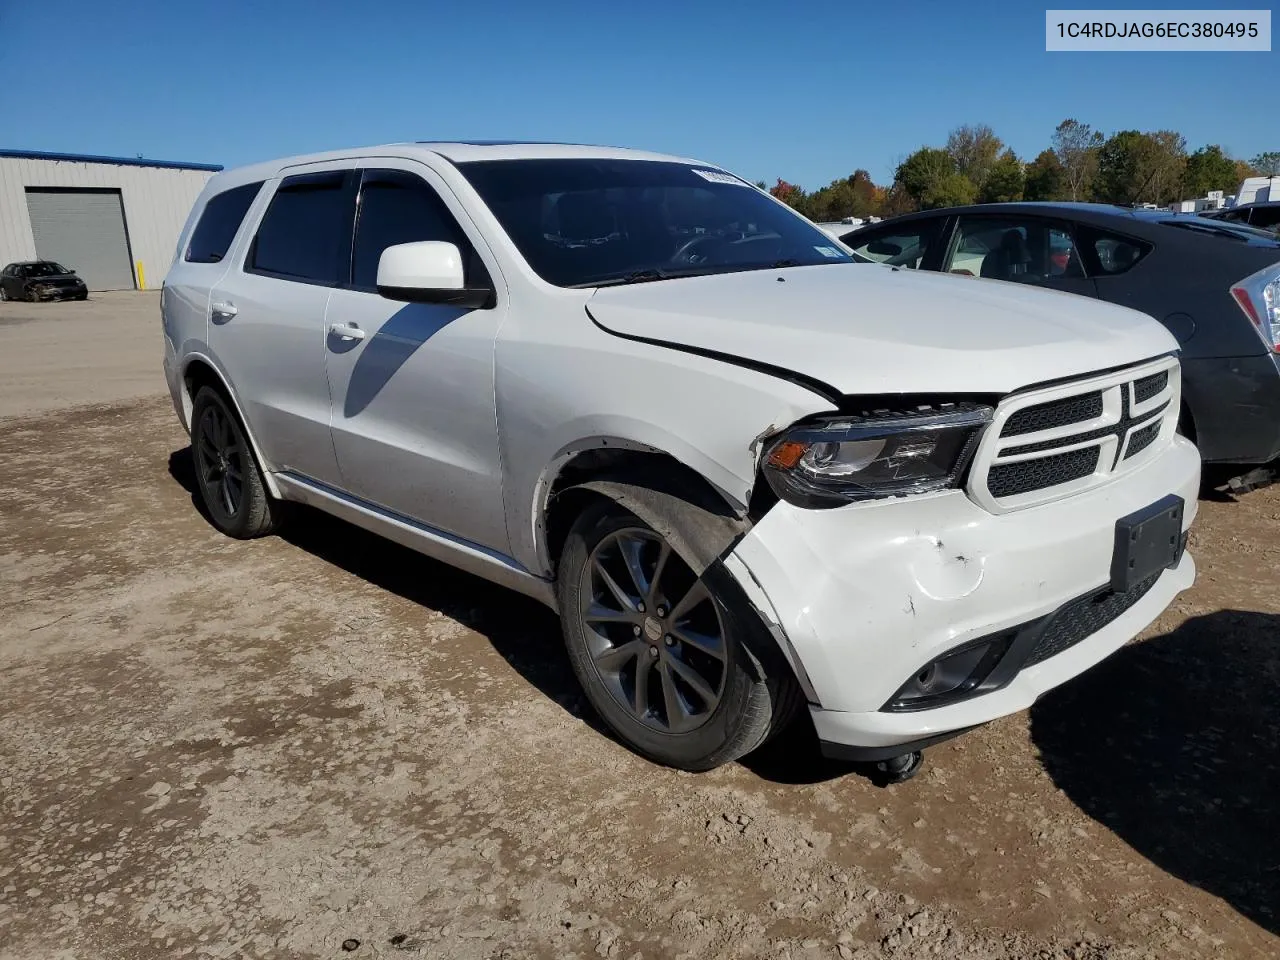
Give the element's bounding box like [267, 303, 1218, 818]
[761, 120, 1280, 222]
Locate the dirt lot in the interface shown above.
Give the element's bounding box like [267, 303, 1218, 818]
[1, 294, 1277, 959]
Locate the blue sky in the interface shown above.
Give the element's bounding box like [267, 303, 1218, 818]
[1, 0, 1273, 188]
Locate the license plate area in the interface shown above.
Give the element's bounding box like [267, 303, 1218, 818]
[1111, 494, 1184, 593]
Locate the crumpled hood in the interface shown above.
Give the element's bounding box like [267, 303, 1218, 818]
[587, 264, 1178, 397]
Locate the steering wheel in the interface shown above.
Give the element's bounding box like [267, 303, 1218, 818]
[670, 234, 727, 265]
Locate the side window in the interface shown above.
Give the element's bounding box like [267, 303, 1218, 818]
[843, 221, 941, 269]
[185, 182, 263, 263]
[350, 169, 475, 290]
[1249, 206, 1280, 231]
[248, 171, 357, 285]
[1079, 227, 1152, 276]
[945, 217, 1083, 283]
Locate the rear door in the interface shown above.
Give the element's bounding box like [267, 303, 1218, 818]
[321, 160, 510, 552]
[208, 163, 358, 486]
[163, 179, 264, 364]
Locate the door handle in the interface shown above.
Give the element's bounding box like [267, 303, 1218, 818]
[328, 322, 367, 342]
[210, 300, 238, 321]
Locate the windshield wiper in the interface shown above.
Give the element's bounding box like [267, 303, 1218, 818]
[570, 266, 717, 289]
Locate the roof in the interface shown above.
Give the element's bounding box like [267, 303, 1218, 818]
[0, 148, 222, 172]
[203, 141, 715, 191]
[415, 141, 704, 164]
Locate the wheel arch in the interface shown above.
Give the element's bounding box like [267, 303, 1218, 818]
[538, 444, 750, 582]
[179, 353, 283, 499]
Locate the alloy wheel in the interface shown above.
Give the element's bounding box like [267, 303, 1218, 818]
[195, 402, 246, 519]
[579, 528, 727, 733]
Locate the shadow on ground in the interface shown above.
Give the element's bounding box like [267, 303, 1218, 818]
[166, 448, 915, 787]
[1030, 611, 1280, 936]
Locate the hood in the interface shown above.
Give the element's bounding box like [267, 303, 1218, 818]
[27, 273, 81, 284]
[587, 264, 1178, 398]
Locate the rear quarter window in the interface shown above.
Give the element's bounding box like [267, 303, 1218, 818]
[185, 182, 263, 264]
[1079, 228, 1152, 276]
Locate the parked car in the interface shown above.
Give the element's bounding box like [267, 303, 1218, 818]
[163, 144, 1199, 782]
[1200, 200, 1280, 234]
[0, 261, 88, 302]
[840, 204, 1280, 466]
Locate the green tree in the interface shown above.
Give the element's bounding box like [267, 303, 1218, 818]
[1024, 149, 1066, 201]
[923, 172, 977, 209]
[1183, 145, 1239, 198]
[946, 124, 1003, 188]
[1095, 130, 1187, 205]
[978, 149, 1025, 203]
[1252, 152, 1280, 176]
[894, 147, 956, 209]
[1052, 119, 1103, 201]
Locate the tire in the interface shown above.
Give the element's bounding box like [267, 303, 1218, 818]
[557, 495, 801, 771]
[190, 385, 278, 539]
[0, 286, 8, 301]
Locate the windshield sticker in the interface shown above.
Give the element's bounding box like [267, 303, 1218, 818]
[690, 168, 748, 186]
[814, 245, 844, 258]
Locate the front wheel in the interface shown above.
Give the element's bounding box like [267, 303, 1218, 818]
[557, 496, 800, 771]
[190, 386, 279, 539]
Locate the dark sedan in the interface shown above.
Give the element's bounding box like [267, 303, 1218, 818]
[1201, 200, 1280, 234]
[839, 204, 1280, 466]
[0, 261, 89, 302]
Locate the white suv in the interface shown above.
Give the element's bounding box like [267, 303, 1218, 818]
[162, 142, 1199, 781]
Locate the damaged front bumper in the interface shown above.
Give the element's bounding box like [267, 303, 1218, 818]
[724, 434, 1201, 754]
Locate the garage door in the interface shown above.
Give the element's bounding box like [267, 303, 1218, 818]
[25, 189, 136, 291]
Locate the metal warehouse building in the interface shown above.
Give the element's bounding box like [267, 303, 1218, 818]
[0, 149, 221, 292]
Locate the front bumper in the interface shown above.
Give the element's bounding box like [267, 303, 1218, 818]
[725, 434, 1200, 751]
[30, 286, 87, 301]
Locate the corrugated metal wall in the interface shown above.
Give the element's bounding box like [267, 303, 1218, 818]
[0, 157, 214, 289]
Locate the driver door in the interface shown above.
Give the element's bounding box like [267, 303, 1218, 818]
[322, 161, 510, 553]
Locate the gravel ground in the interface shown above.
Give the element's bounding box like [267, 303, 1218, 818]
[0, 295, 1276, 959]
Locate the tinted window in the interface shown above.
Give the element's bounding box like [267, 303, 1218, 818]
[945, 218, 1083, 282]
[351, 170, 470, 290]
[1085, 229, 1151, 276]
[457, 159, 852, 287]
[185, 182, 262, 263]
[248, 171, 356, 284]
[1249, 206, 1280, 230]
[844, 222, 941, 269]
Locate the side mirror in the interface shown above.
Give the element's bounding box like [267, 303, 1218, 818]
[376, 241, 494, 309]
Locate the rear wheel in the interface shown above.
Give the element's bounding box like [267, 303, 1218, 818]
[190, 386, 278, 539]
[557, 496, 800, 771]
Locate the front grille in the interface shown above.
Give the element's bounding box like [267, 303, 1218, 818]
[1124, 421, 1161, 460]
[1003, 392, 1103, 436]
[986, 447, 1098, 498]
[1133, 370, 1169, 404]
[972, 359, 1179, 510]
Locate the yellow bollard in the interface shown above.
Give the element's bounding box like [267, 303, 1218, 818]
[136, 261, 146, 290]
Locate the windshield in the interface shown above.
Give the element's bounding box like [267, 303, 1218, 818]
[24, 262, 71, 277]
[456, 159, 855, 287]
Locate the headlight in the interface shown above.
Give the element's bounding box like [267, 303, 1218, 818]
[762, 404, 993, 508]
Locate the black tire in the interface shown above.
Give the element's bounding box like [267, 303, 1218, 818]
[557, 495, 801, 771]
[190, 385, 278, 539]
[0, 286, 8, 301]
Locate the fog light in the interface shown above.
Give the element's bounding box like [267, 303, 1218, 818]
[885, 634, 1013, 711]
